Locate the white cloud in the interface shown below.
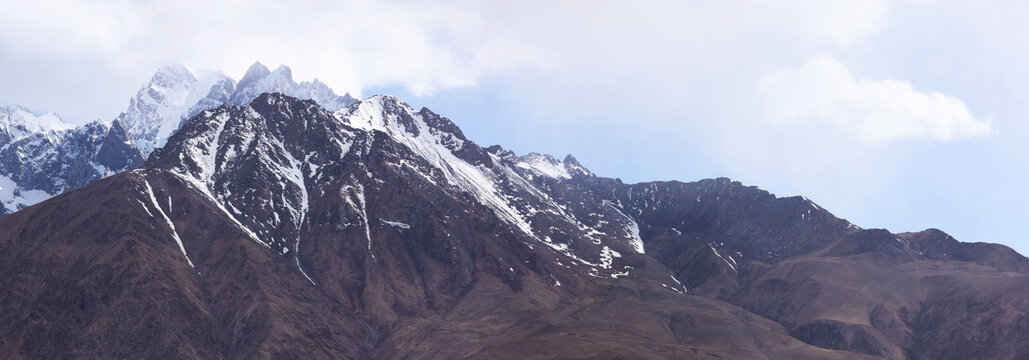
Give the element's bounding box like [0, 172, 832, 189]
[0, 1, 892, 109]
[785, 0, 891, 47]
[758, 54, 992, 143]
[0, 0, 545, 99]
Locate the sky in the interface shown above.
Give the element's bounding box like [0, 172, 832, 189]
[1, 0, 1027, 255]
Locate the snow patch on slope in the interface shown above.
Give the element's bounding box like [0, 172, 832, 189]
[0, 175, 53, 212]
[380, 219, 411, 229]
[709, 245, 737, 273]
[142, 179, 195, 268]
[603, 200, 646, 254]
[341, 178, 375, 258]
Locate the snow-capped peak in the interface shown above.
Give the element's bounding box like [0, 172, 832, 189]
[270, 64, 293, 80]
[338, 95, 467, 149]
[151, 63, 196, 87]
[230, 62, 355, 112]
[238, 61, 271, 86]
[516, 153, 572, 180]
[297, 78, 356, 111]
[337, 95, 536, 235]
[339, 95, 408, 132]
[0, 105, 75, 139]
[117, 63, 234, 154]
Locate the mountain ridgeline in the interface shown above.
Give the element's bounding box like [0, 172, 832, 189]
[0, 86, 1027, 358]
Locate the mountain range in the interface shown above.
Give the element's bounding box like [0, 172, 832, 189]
[0, 67, 1027, 359]
[0, 62, 355, 216]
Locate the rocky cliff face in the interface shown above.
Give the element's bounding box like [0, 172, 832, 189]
[0, 93, 1026, 359]
[0, 104, 144, 215]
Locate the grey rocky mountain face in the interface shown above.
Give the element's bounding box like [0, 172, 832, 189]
[0, 62, 356, 216]
[0, 105, 143, 215]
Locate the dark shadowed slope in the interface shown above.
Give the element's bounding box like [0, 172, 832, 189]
[578, 177, 1029, 359]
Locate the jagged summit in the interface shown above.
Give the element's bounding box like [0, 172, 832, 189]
[339, 95, 468, 141]
[230, 64, 291, 105]
[230, 62, 355, 111]
[117, 62, 233, 154]
[152, 62, 194, 83]
[239, 61, 271, 84]
[271, 64, 293, 79]
[95, 119, 145, 172]
[485, 145, 592, 180]
[117, 62, 357, 156]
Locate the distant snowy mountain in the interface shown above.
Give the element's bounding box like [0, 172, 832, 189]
[117, 64, 235, 155]
[0, 62, 356, 216]
[0, 105, 74, 140]
[0, 106, 143, 215]
[229, 62, 356, 111]
[119, 62, 355, 155]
